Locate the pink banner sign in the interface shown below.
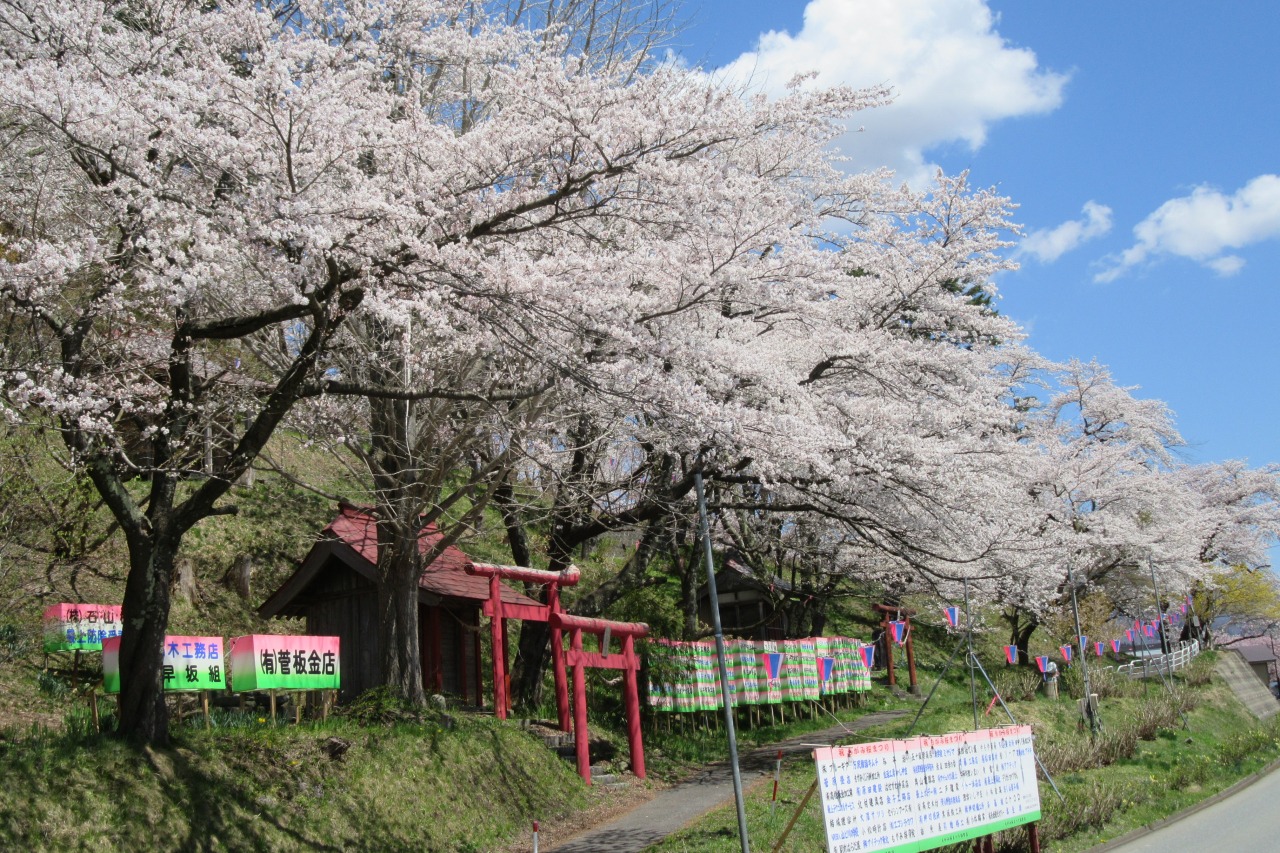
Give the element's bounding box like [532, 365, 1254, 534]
[42, 603, 122, 652]
[103, 635, 225, 694]
[229, 635, 340, 692]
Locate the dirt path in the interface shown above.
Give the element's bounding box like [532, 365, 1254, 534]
[538, 709, 909, 853]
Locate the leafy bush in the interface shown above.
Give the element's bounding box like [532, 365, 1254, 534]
[1218, 718, 1280, 767]
[1169, 753, 1214, 789]
[36, 669, 69, 699]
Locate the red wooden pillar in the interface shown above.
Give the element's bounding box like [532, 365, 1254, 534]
[903, 617, 919, 693]
[570, 627, 591, 785]
[489, 574, 508, 719]
[622, 634, 645, 779]
[1027, 822, 1041, 853]
[550, 584, 570, 732]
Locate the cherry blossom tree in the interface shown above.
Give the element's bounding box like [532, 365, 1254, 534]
[0, 0, 903, 730]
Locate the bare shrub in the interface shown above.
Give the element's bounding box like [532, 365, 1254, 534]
[993, 667, 1042, 702]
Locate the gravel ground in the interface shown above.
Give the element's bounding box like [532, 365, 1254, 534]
[528, 709, 910, 853]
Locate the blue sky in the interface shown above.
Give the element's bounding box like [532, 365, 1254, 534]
[676, 0, 1280, 474]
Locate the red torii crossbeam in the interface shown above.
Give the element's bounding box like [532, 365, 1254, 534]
[466, 561, 649, 784]
[554, 612, 648, 785]
[466, 562, 579, 727]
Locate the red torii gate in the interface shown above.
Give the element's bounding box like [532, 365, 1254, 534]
[467, 562, 579, 727]
[554, 612, 647, 785]
[466, 561, 648, 784]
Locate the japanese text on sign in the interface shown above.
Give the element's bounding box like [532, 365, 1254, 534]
[813, 726, 1040, 853]
[228, 635, 340, 692]
[42, 603, 123, 652]
[102, 635, 225, 694]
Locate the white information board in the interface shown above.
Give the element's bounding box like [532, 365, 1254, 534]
[813, 725, 1040, 853]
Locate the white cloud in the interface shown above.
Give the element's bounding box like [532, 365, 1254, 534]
[712, 0, 1067, 187]
[1095, 175, 1280, 282]
[1019, 201, 1113, 263]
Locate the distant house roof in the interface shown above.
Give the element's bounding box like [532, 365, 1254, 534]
[1235, 645, 1277, 665]
[259, 504, 537, 618]
[697, 556, 793, 602]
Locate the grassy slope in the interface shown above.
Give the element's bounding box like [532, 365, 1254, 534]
[0, 712, 586, 853]
[650, 650, 1280, 852]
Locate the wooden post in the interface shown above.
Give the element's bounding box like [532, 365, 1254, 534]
[269, 689, 277, 725]
[294, 694, 302, 725]
[1027, 822, 1041, 853]
[202, 691, 211, 730]
[429, 606, 443, 693]
[89, 690, 100, 733]
[904, 617, 919, 694]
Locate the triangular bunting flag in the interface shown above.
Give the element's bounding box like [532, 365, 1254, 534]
[1003, 645, 1018, 665]
[818, 657, 834, 683]
[761, 651, 784, 681]
[942, 606, 961, 629]
[859, 644, 875, 670]
[1059, 645, 1073, 662]
[1110, 639, 1122, 654]
[889, 620, 908, 645]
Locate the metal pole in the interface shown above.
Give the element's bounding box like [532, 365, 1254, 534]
[1067, 562, 1099, 733]
[695, 469, 750, 853]
[1148, 555, 1170, 655]
[964, 579, 979, 730]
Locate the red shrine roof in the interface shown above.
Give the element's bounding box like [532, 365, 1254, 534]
[323, 504, 536, 606]
[259, 504, 538, 618]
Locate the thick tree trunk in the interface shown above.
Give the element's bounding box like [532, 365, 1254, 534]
[1005, 608, 1039, 665]
[376, 522, 425, 705]
[512, 591, 552, 710]
[116, 536, 178, 744]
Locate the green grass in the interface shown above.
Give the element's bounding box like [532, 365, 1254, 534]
[0, 707, 586, 852]
[648, 652, 1280, 853]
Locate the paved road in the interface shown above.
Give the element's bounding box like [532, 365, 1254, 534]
[1097, 762, 1280, 852]
[548, 709, 909, 853]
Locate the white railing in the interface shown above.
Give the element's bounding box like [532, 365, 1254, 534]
[1107, 639, 1201, 680]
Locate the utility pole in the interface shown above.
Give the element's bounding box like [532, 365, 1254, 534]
[695, 469, 750, 853]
